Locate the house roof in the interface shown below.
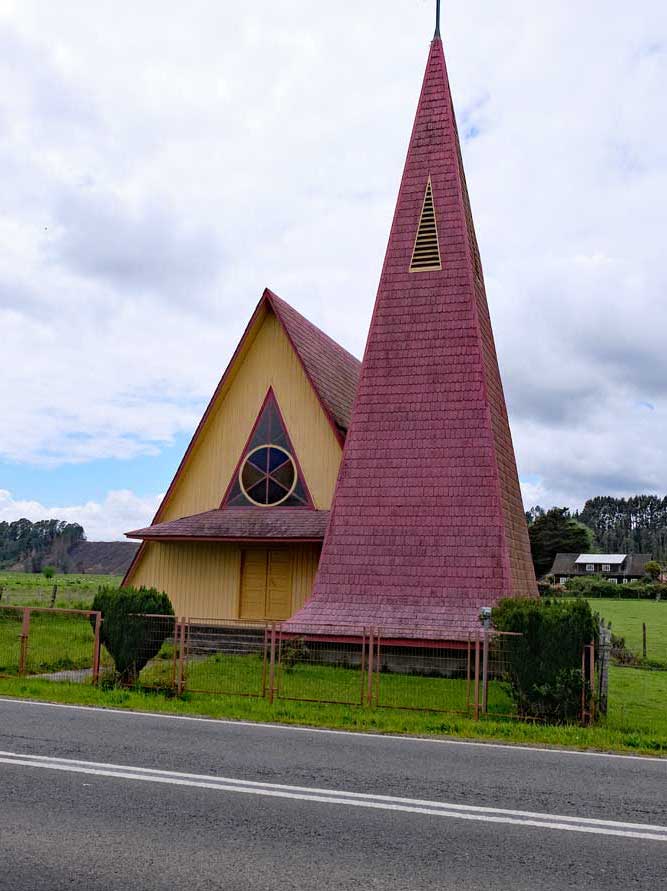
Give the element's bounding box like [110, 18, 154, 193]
[575, 554, 627, 564]
[266, 291, 360, 436]
[127, 508, 330, 542]
[287, 36, 536, 637]
[550, 553, 653, 577]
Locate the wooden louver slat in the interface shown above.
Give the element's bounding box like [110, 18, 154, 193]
[409, 178, 442, 272]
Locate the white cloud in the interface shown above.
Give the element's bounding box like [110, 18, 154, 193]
[0, 0, 666, 509]
[0, 489, 161, 541]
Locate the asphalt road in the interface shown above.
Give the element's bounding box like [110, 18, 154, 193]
[0, 699, 665, 890]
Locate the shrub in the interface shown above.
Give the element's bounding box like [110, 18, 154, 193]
[644, 561, 662, 582]
[42, 566, 55, 580]
[562, 576, 667, 601]
[280, 637, 309, 671]
[91, 586, 174, 684]
[492, 597, 598, 723]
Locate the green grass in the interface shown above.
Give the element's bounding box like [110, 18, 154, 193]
[588, 598, 667, 662]
[141, 652, 511, 714]
[0, 591, 664, 755]
[0, 669, 664, 756]
[0, 610, 100, 675]
[0, 571, 121, 609]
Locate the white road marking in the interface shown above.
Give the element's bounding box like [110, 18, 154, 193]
[1, 750, 666, 841]
[0, 697, 663, 762]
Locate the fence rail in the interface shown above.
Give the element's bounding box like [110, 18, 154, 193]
[0, 608, 602, 724]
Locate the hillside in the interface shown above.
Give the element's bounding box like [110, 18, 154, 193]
[66, 540, 139, 575]
[0, 518, 138, 575]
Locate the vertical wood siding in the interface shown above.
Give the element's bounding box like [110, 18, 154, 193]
[131, 541, 321, 621]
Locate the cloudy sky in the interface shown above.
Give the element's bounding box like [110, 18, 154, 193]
[0, 0, 665, 540]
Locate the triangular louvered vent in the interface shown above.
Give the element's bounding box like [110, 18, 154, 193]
[410, 178, 442, 272]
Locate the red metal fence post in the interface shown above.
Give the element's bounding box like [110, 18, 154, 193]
[366, 628, 375, 707]
[176, 620, 186, 695]
[261, 624, 269, 698]
[359, 629, 367, 705]
[465, 633, 471, 713]
[92, 612, 102, 685]
[18, 607, 31, 677]
[473, 630, 481, 721]
[268, 623, 276, 705]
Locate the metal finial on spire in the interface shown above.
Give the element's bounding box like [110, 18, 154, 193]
[434, 0, 441, 38]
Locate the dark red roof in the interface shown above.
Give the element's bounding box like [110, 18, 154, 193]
[288, 36, 537, 635]
[127, 508, 329, 542]
[266, 290, 360, 435]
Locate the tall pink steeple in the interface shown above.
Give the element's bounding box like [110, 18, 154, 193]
[291, 27, 537, 632]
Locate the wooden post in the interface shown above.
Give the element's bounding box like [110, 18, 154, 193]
[18, 608, 31, 676]
[50, 584, 58, 608]
[0, 585, 4, 602]
[91, 612, 102, 685]
[643, 623, 647, 659]
[588, 641, 595, 722]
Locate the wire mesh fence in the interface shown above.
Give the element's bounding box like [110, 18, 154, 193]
[373, 629, 474, 714]
[275, 627, 368, 706]
[0, 607, 626, 727]
[179, 619, 269, 698]
[0, 605, 102, 682]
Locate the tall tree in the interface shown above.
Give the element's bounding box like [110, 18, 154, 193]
[578, 496, 667, 561]
[528, 508, 594, 578]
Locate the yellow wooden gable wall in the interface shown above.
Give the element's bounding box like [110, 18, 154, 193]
[127, 304, 343, 618]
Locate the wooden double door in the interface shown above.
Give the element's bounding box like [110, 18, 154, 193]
[239, 548, 293, 620]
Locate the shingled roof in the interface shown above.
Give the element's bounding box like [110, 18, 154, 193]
[127, 508, 329, 542]
[267, 291, 360, 437]
[288, 35, 537, 635]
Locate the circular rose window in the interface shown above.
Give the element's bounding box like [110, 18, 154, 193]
[239, 445, 297, 506]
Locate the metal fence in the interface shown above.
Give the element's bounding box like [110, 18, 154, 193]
[0, 605, 103, 682]
[0, 607, 606, 724]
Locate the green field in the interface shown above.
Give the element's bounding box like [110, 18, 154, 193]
[0, 571, 121, 609]
[589, 598, 667, 662]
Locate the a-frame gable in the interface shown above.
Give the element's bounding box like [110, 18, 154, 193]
[124, 290, 350, 585]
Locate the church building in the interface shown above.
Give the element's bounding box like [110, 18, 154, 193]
[125, 15, 537, 631]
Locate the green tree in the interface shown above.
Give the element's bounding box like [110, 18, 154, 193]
[492, 597, 598, 722]
[644, 560, 662, 582]
[528, 508, 594, 578]
[91, 586, 174, 684]
[42, 566, 55, 580]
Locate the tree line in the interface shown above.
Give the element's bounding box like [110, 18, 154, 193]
[526, 495, 667, 578]
[0, 518, 85, 572]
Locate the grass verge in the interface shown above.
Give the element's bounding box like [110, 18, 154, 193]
[0, 669, 664, 757]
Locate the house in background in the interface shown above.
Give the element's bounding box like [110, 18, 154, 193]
[549, 553, 652, 586]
